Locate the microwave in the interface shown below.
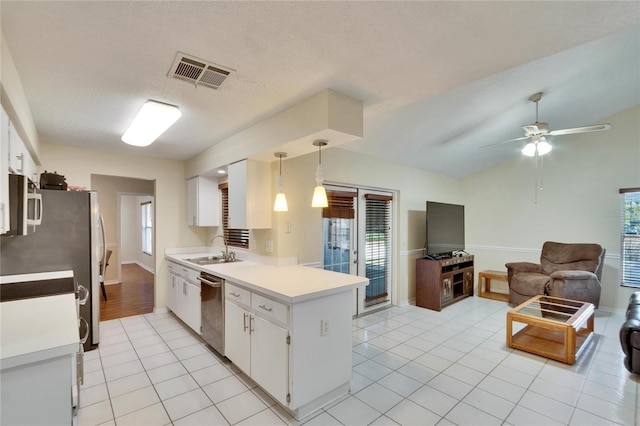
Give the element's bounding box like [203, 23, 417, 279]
[4, 174, 42, 236]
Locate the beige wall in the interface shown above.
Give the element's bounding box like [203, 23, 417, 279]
[462, 105, 640, 311]
[120, 195, 155, 272]
[37, 105, 639, 312]
[265, 147, 462, 306]
[38, 143, 209, 310]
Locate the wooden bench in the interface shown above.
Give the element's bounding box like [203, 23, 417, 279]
[478, 270, 510, 302]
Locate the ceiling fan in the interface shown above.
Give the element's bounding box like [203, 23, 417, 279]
[496, 92, 612, 156]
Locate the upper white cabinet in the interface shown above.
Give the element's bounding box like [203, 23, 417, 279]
[228, 160, 271, 229]
[187, 176, 219, 227]
[1, 108, 10, 233]
[2, 106, 37, 182]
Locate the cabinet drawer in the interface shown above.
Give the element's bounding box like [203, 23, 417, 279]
[252, 293, 288, 325]
[226, 282, 251, 307]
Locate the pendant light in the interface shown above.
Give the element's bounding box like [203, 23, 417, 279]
[273, 152, 288, 212]
[311, 139, 328, 208]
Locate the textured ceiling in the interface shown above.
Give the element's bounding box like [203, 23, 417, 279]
[1, 1, 639, 177]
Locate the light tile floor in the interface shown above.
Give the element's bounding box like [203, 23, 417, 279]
[78, 297, 639, 426]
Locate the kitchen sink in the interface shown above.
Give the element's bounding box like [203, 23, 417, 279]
[185, 256, 241, 265]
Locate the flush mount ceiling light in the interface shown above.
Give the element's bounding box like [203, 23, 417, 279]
[311, 139, 329, 208]
[274, 152, 288, 212]
[121, 100, 182, 147]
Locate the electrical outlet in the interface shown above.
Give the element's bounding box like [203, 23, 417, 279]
[265, 240, 273, 253]
[182, 236, 189, 244]
[321, 319, 330, 336]
[286, 221, 291, 233]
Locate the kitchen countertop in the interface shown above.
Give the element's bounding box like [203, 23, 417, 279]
[0, 293, 79, 370]
[166, 252, 368, 304]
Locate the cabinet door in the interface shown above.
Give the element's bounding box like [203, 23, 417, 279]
[441, 276, 453, 303]
[183, 281, 201, 334]
[187, 178, 198, 226]
[188, 177, 220, 227]
[464, 270, 474, 295]
[1, 107, 9, 233]
[8, 121, 25, 174]
[167, 274, 178, 313]
[251, 315, 289, 405]
[224, 301, 251, 374]
[227, 161, 248, 229]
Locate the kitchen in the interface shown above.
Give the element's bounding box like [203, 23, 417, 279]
[1, 2, 639, 426]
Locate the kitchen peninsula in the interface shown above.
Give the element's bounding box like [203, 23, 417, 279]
[165, 251, 368, 420]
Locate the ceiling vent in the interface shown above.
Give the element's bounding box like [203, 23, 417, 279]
[168, 52, 234, 89]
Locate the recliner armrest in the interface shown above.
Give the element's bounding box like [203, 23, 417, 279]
[549, 270, 597, 281]
[505, 262, 542, 274]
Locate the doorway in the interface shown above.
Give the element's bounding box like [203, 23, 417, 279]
[91, 174, 155, 321]
[322, 185, 395, 316]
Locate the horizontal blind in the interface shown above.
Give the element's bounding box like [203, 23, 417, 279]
[323, 190, 357, 219]
[622, 189, 640, 287]
[220, 185, 249, 249]
[364, 193, 392, 306]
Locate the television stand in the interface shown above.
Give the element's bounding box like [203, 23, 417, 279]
[416, 255, 474, 311]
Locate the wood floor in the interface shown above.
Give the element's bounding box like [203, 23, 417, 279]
[100, 263, 154, 321]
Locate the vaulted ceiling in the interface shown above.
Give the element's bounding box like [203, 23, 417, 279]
[2, 1, 638, 178]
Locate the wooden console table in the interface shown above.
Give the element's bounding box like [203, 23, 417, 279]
[477, 270, 510, 302]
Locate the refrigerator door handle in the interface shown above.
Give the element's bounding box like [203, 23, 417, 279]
[99, 214, 107, 280]
[78, 284, 89, 305]
[79, 317, 90, 344]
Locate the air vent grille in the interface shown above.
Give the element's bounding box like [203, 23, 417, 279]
[169, 52, 233, 89]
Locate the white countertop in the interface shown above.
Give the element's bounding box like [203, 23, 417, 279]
[1, 293, 79, 370]
[166, 252, 368, 303]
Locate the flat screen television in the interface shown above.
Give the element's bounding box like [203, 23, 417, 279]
[426, 201, 465, 257]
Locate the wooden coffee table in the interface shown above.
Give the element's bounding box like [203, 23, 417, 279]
[506, 295, 594, 364]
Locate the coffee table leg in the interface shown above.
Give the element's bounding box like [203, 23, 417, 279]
[566, 328, 576, 364]
[506, 312, 513, 348]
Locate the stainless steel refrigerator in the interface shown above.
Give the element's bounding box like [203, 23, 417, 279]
[0, 189, 103, 351]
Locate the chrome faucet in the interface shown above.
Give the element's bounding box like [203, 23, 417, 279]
[210, 235, 233, 261]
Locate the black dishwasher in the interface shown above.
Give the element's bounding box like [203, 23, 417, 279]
[199, 271, 225, 355]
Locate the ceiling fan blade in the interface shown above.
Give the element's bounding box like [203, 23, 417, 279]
[479, 135, 530, 149]
[548, 123, 612, 136]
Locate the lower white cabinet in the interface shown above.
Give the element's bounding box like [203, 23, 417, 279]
[167, 262, 201, 334]
[225, 298, 288, 404]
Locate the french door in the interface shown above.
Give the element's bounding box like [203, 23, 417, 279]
[322, 186, 393, 316]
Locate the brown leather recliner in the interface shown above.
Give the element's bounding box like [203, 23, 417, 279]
[506, 241, 605, 307]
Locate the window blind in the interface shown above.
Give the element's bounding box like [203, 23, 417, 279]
[323, 190, 357, 219]
[219, 183, 249, 249]
[364, 193, 392, 307]
[621, 188, 640, 287]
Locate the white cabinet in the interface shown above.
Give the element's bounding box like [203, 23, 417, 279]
[187, 176, 219, 227]
[225, 282, 289, 405]
[167, 261, 201, 334]
[1, 108, 9, 234]
[1, 106, 37, 182]
[228, 160, 271, 229]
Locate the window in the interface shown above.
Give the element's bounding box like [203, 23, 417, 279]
[621, 188, 640, 287]
[141, 201, 152, 255]
[219, 183, 249, 248]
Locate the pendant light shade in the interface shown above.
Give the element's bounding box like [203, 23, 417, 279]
[273, 152, 288, 212]
[122, 100, 182, 147]
[311, 139, 328, 208]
